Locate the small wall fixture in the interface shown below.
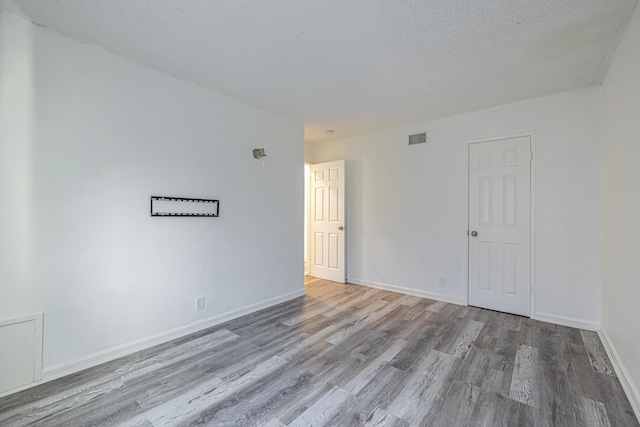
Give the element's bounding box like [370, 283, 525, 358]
[252, 148, 266, 159]
[253, 148, 267, 167]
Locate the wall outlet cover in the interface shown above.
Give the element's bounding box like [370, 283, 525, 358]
[196, 296, 206, 311]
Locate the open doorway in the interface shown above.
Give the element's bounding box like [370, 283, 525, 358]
[305, 160, 346, 283]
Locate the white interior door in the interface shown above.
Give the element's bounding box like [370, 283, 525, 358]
[310, 160, 346, 283]
[468, 136, 531, 316]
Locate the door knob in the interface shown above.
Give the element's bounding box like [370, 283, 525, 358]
[470, 231, 478, 237]
[338, 226, 344, 230]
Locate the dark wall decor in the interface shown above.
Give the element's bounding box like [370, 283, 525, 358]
[150, 196, 219, 217]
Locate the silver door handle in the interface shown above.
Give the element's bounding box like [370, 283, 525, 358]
[470, 231, 478, 237]
[338, 226, 344, 230]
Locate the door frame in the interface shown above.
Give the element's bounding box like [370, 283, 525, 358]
[465, 132, 537, 317]
[308, 160, 347, 283]
[304, 163, 311, 276]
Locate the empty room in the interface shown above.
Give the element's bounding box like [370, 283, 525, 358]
[1, 0, 639, 426]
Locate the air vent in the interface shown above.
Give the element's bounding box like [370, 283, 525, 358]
[408, 132, 427, 145]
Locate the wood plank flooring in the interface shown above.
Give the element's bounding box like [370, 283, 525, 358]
[0, 277, 637, 426]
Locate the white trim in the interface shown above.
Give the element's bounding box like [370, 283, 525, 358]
[467, 131, 537, 145]
[0, 380, 44, 399]
[43, 288, 306, 380]
[348, 278, 465, 306]
[464, 141, 470, 306]
[599, 328, 640, 422]
[466, 131, 537, 317]
[33, 313, 43, 383]
[304, 163, 311, 276]
[0, 312, 42, 328]
[531, 311, 599, 331]
[529, 133, 537, 318]
[0, 289, 306, 398]
[309, 160, 347, 283]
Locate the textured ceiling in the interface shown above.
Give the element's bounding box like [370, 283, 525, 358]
[2, 0, 637, 143]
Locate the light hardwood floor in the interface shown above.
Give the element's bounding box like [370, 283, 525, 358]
[0, 277, 637, 426]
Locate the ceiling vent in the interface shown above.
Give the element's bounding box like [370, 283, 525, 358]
[408, 132, 427, 145]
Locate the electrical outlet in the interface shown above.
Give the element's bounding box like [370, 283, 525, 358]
[439, 277, 447, 287]
[196, 296, 206, 311]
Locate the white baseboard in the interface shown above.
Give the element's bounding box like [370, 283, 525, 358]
[531, 311, 600, 331]
[36, 288, 306, 386]
[598, 328, 640, 422]
[347, 278, 465, 306]
[347, 278, 601, 331]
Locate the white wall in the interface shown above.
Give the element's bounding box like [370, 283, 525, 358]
[314, 87, 602, 328]
[0, 11, 35, 318]
[601, 3, 640, 416]
[0, 12, 303, 381]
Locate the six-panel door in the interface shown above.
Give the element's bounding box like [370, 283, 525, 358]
[310, 160, 346, 283]
[468, 137, 531, 316]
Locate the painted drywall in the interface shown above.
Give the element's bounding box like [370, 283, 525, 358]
[304, 141, 315, 164]
[601, 3, 640, 415]
[303, 143, 315, 274]
[0, 11, 35, 318]
[0, 12, 303, 377]
[313, 87, 602, 328]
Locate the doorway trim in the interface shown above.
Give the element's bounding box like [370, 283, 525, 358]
[304, 163, 311, 276]
[465, 131, 536, 317]
[308, 160, 347, 283]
